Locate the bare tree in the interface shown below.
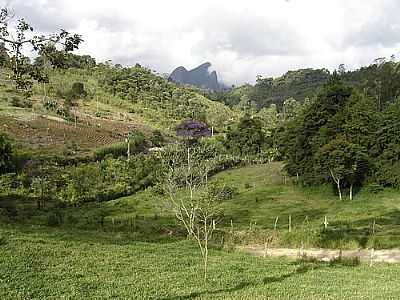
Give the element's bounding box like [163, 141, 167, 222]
[163, 144, 222, 281]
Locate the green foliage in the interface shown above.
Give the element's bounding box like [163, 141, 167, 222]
[93, 131, 147, 161]
[10, 95, 32, 108]
[0, 8, 83, 93]
[0, 133, 13, 174]
[316, 137, 369, 198]
[149, 130, 165, 147]
[35, 43, 96, 69]
[61, 155, 162, 205]
[208, 182, 239, 201]
[67, 82, 87, 99]
[93, 143, 130, 161]
[224, 114, 266, 156]
[47, 211, 63, 226]
[97, 64, 236, 130]
[42, 98, 73, 120]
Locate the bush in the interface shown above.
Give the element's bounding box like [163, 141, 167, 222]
[10, 96, 32, 108]
[47, 212, 63, 227]
[94, 132, 147, 161]
[209, 183, 238, 201]
[43, 98, 74, 121]
[0, 235, 7, 246]
[330, 255, 360, 267]
[70, 82, 87, 99]
[150, 130, 165, 147]
[94, 143, 129, 161]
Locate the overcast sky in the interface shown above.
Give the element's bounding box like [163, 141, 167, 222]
[2, 0, 400, 84]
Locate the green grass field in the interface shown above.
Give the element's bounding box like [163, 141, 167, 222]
[4, 163, 400, 249]
[2, 163, 400, 299]
[1, 226, 400, 300]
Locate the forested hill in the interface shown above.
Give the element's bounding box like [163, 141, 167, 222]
[210, 60, 400, 112]
[0, 52, 237, 156]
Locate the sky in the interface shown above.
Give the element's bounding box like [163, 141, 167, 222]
[1, 0, 400, 85]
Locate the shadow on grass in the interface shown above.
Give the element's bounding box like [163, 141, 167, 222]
[318, 210, 400, 249]
[158, 281, 253, 300]
[158, 259, 339, 300]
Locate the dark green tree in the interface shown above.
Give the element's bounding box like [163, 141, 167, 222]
[316, 137, 369, 200]
[0, 133, 13, 174]
[224, 114, 265, 156]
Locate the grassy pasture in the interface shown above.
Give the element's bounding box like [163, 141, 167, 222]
[3, 162, 400, 249]
[1, 226, 400, 300]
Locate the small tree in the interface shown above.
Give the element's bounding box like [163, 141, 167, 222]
[163, 144, 222, 281]
[30, 176, 53, 209]
[317, 137, 368, 200]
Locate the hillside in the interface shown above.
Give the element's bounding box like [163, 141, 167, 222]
[218, 61, 400, 111]
[0, 65, 237, 156]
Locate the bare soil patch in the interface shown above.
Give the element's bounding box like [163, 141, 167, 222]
[239, 244, 400, 263]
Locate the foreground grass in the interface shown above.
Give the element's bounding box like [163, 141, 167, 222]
[1, 226, 400, 300]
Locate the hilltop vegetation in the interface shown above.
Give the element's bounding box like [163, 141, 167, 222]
[210, 60, 400, 116]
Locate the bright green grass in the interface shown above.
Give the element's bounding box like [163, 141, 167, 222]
[1, 226, 400, 300]
[5, 162, 400, 249]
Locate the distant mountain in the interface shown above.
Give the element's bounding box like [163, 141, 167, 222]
[169, 62, 221, 91]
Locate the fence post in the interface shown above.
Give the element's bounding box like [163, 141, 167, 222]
[288, 215, 292, 233]
[370, 248, 374, 267]
[324, 216, 329, 229]
[274, 216, 279, 231]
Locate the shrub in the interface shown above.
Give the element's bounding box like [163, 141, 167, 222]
[150, 130, 165, 147]
[47, 212, 63, 226]
[70, 82, 87, 99]
[209, 183, 238, 201]
[0, 235, 7, 246]
[10, 96, 32, 108]
[94, 132, 147, 161]
[94, 143, 129, 161]
[330, 255, 360, 267]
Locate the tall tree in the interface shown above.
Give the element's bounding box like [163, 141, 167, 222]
[0, 8, 83, 92]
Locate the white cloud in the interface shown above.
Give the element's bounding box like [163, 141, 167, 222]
[2, 0, 400, 84]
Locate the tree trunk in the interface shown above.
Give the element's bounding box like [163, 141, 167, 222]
[204, 245, 208, 282]
[337, 180, 342, 201]
[330, 170, 342, 201]
[203, 222, 209, 282]
[349, 184, 353, 201]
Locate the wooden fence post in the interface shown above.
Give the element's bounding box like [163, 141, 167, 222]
[324, 216, 329, 229]
[274, 216, 279, 231]
[288, 215, 292, 233]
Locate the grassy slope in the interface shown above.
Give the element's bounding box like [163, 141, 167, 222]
[5, 163, 400, 249]
[1, 226, 400, 300]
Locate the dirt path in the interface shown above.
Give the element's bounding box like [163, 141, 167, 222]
[239, 245, 400, 263]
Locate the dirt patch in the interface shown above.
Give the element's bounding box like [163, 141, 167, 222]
[0, 112, 153, 153]
[239, 245, 400, 263]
